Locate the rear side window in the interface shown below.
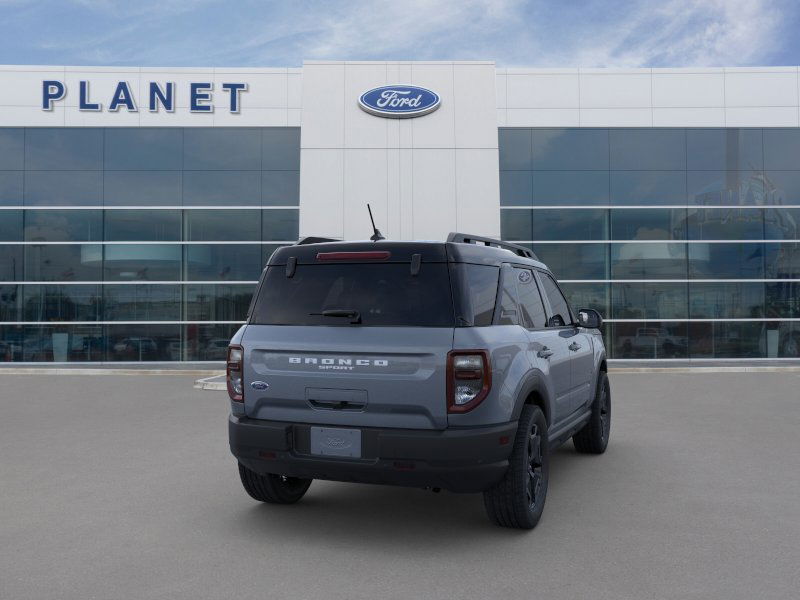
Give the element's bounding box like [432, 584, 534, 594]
[451, 264, 499, 326]
[540, 272, 572, 327]
[514, 268, 547, 329]
[250, 263, 454, 327]
[496, 267, 519, 326]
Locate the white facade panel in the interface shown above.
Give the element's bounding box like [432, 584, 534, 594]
[453, 63, 498, 148]
[579, 73, 652, 108]
[506, 108, 579, 127]
[725, 106, 800, 127]
[298, 149, 344, 239]
[579, 107, 652, 126]
[724, 70, 799, 107]
[652, 72, 725, 107]
[343, 63, 389, 149]
[409, 63, 456, 148]
[455, 149, 501, 236]
[411, 149, 457, 240]
[506, 72, 580, 108]
[652, 107, 726, 127]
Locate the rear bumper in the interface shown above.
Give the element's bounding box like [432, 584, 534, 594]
[229, 415, 517, 493]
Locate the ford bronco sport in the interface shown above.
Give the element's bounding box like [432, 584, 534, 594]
[228, 233, 610, 529]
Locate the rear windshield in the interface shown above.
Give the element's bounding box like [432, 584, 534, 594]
[250, 263, 455, 327]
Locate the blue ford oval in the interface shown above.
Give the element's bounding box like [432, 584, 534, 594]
[358, 85, 440, 118]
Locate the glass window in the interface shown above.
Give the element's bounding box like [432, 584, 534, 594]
[612, 321, 688, 359]
[764, 170, 800, 204]
[686, 129, 763, 171]
[104, 285, 181, 320]
[104, 171, 182, 206]
[560, 282, 609, 319]
[103, 245, 181, 281]
[498, 129, 532, 170]
[0, 210, 22, 241]
[611, 243, 687, 279]
[262, 171, 300, 206]
[533, 171, 609, 206]
[532, 129, 609, 170]
[0, 246, 23, 281]
[500, 209, 532, 241]
[765, 242, 800, 279]
[451, 264, 499, 327]
[22, 324, 104, 362]
[105, 324, 181, 361]
[774, 322, 800, 358]
[500, 172, 532, 206]
[766, 282, 800, 318]
[514, 268, 547, 328]
[611, 282, 687, 320]
[610, 129, 685, 170]
[531, 208, 608, 241]
[24, 244, 102, 281]
[182, 171, 260, 206]
[185, 284, 255, 321]
[611, 171, 686, 205]
[25, 128, 103, 171]
[185, 244, 263, 281]
[0, 171, 23, 206]
[689, 243, 764, 279]
[531, 243, 608, 280]
[688, 322, 765, 358]
[687, 208, 764, 240]
[104, 128, 182, 170]
[0, 285, 21, 321]
[764, 129, 800, 170]
[184, 209, 260, 241]
[22, 285, 101, 321]
[24, 171, 103, 206]
[763, 208, 800, 240]
[263, 209, 299, 241]
[687, 170, 770, 205]
[185, 323, 241, 361]
[496, 267, 519, 326]
[0, 129, 24, 170]
[611, 208, 687, 240]
[104, 209, 181, 241]
[539, 272, 571, 326]
[689, 282, 764, 319]
[183, 128, 261, 170]
[0, 325, 24, 361]
[24, 210, 102, 242]
[262, 128, 300, 170]
[250, 263, 455, 327]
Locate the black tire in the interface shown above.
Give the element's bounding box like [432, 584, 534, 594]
[573, 371, 611, 454]
[483, 405, 549, 530]
[237, 463, 312, 504]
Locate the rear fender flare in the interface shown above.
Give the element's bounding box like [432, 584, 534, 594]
[511, 369, 554, 427]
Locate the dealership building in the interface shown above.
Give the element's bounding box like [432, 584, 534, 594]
[0, 60, 799, 362]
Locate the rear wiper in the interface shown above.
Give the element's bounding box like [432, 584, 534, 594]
[309, 309, 362, 324]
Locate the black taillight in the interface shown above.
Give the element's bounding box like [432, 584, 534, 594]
[447, 350, 491, 413]
[227, 345, 244, 402]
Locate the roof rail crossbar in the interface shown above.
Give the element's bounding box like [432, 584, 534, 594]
[446, 232, 537, 260]
[296, 236, 339, 245]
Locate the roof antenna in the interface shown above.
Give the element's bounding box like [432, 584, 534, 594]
[367, 204, 385, 241]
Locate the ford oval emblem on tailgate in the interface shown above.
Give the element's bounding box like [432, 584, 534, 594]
[250, 381, 269, 390]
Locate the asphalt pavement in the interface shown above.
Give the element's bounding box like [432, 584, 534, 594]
[1, 372, 798, 599]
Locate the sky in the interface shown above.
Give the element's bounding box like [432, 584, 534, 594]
[0, 0, 798, 68]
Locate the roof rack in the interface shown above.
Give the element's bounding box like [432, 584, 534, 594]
[296, 236, 339, 245]
[446, 232, 538, 260]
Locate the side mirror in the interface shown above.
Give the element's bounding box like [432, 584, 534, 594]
[578, 308, 603, 329]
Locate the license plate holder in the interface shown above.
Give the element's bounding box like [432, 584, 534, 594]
[310, 427, 362, 458]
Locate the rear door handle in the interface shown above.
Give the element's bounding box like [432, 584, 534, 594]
[537, 347, 554, 359]
[569, 342, 581, 352]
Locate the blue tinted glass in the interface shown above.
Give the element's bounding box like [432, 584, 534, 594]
[689, 282, 764, 319]
[688, 322, 765, 358]
[104, 171, 182, 206]
[774, 323, 800, 357]
[611, 282, 688, 320]
[104, 210, 181, 241]
[764, 129, 800, 170]
[262, 128, 300, 170]
[0, 210, 22, 241]
[22, 324, 104, 362]
[764, 171, 800, 204]
[500, 172, 532, 206]
[611, 208, 687, 240]
[185, 323, 242, 361]
[687, 170, 770, 205]
[183, 171, 260, 206]
[24, 210, 102, 241]
[611, 171, 686, 205]
[105, 324, 181, 361]
[498, 129, 532, 170]
[0, 129, 24, 169]
[610, 129, 685, 170]
[612, 321, 688, 359]
[184, 209, 260, 241]
[0, 285, 20, 321]
[559, 283, 609, 318]
[533, 171, 609, 205]
[183, 128, 260, 170]
[25, 128, 103, 170]
[689, 243, 764, 279]
[262, 209, 299, 241]
[0, 171, 23, 205]
[766, 282, 800, 317]
[500, 209, 532, 241]
[104, 128, 182, 170]
[24, 244, 102, 281]
[765, 242, 800, 278]
[24, 171, 103, 206]
[611, 243, 687, 279]
[531, 209, 608, 241]
[22, 285, 101, 321]
[0, 246, 23, 281]
[686, 129, 763, 171]
[262, 171, 299, 206]
[185, 244, 263, 281]
[530, 243, 608, 280]
[532, 129, 608, 170]
[103, 245, 181, 281]
[104, 285, 181, 320]
[185, 284, 255, 321]
[687, 208, 764, 240]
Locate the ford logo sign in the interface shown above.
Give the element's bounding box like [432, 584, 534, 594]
[358, 85, 440, 118]
[250, 381, 269, 390]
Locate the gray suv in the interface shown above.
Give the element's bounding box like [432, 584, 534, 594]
[227, 233, 610, 529]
